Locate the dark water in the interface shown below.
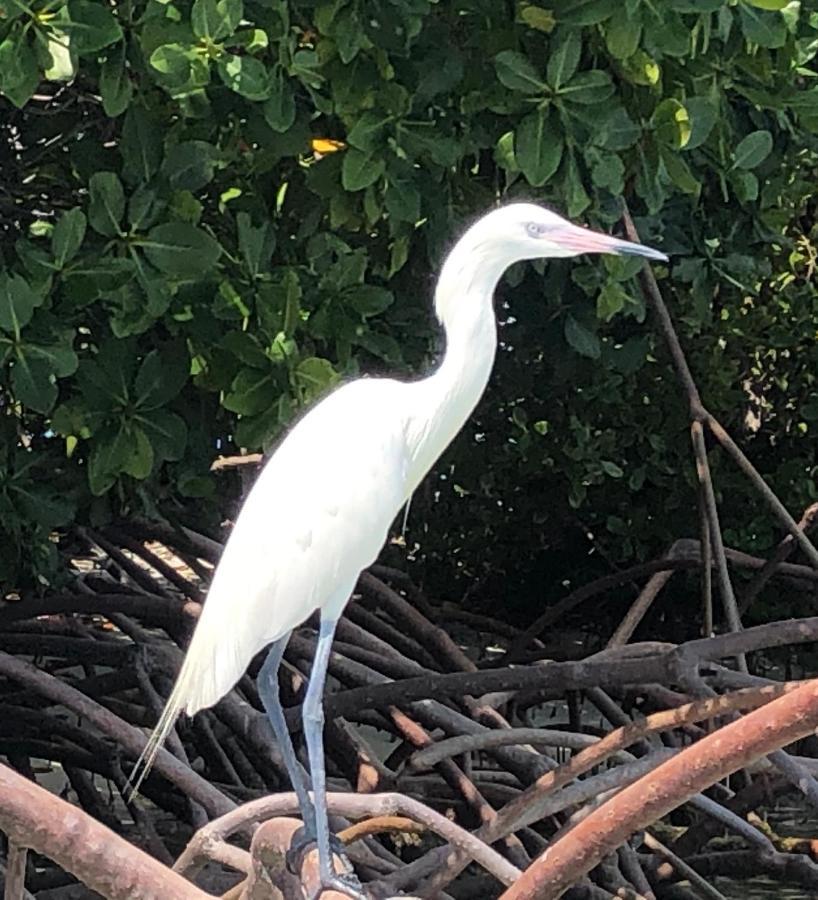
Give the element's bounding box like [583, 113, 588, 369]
[718, 800, 817, 899]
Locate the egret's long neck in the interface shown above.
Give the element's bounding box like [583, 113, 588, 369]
[404, 241, 507, 494]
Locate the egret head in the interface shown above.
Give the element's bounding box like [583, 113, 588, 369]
[466, 202, 668, 265]
[435, 202, 667, 327]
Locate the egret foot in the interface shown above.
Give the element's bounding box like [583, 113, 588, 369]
[286, 825, 352, 878]
[307, 870, 366, 900]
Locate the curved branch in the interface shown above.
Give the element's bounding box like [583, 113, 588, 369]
[175, 791, 521, 887]
[380, 683, 799, 895]
[408, 728, 635, 771]
[0, 763, 210, 900]
[500, 678, 818, 899]
[0, 651, 234, 819]
[313, 619, 818, 722]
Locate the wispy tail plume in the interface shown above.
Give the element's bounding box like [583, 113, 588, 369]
[126, 651, 196, 800]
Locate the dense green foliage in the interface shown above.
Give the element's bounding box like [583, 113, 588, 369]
[1, 0, 817, 612]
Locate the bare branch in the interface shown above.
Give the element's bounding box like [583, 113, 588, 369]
[0, 763, 210, 900]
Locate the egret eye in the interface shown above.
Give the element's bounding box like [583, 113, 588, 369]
[526, 221, 549, 238]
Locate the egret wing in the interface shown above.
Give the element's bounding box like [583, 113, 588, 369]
[129, 379, 411, 790]
[182, 378, 410, 710]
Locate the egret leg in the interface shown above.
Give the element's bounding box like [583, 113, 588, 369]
[258, 633, 316, 836]
[303, 614, 364, 899]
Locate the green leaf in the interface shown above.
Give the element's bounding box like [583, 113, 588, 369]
[237, 213, 275, 279]
[121, 107, 163, 183]
[635, 143, 666, 214]
[743, 0, 788, 7]
[652, 98, 691, 149]
[67, 1, 122, 54]
[732, 130, 773, 169]
[551, 0, 614, 25]
[620, 49, 661, 87]
[597, 282, 627, 321]
[134, 345, 190, 409]
[224, 366, 279, 415]
[262, 68, 296, 132]
[494, 50, 546, 95]
[399, 126, 461, 167]
[120, 425, 154, 479]
[565, 153, 591, 218]
[52, 208, 87, 268]
[589, 153, 624, 193]
[516, 109, 564, 187]
[351, 328, 398, 363]
[731, 170, 759, 202]
[233, 28, 268, 52]
[257, 269, 301, 337]
[162, 141, 216, 191]
[0, 274, 39, 333]
[738, 4, 786, 47]
[190, 0, 244, 41]
[684, 97, 718, 150]
[547, 29, 581, 90]
[150, 43, 205, 94]
[348, 112, 390, 152]
[143, 223, 222, 278]
[601, 460, 624, 478]
[595, 108, 641, 150]
[662, 149, 700, 195]
[233, 408, 280, 450]
[605, 17, 642, 59]
[127, 185, 163, 231]
[609, 335, 649, 376]
[218, 54, 272, 100]
[88, 425, 131, 494]
[294, 357, 339, 402]
[347, 286, 394, 318]
[559, 70, 615, 105]
[222, 331, 269, 368]
[29, 340, 78, 378]
[139, 409, 187, 461]
[100, 45, 132, 116]
[11, 484, 74, 529]
[0, 33, 39, 108]
[384, 164, 421, 223]
[191, 0, 243, 40]
[564, 314, 601, 359]
[12, 356, 57, 413]
[88, 172, 125, 237]
[342, 149, 385, 191]
[332, 5, 366, 63]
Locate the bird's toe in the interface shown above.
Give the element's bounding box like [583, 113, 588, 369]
[307, 870, 366, 900]
[287, 827, 355, 880]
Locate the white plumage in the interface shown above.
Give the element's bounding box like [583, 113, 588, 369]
[129, 203, 666, 896]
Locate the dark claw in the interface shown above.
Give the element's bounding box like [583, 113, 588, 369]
[286, 826, 352, 877]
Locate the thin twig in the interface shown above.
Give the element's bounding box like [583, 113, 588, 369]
[643, 832, 727, 900]
[3, 842, 28, 900]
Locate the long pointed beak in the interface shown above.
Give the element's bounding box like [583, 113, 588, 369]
[551, 224, 668, 262]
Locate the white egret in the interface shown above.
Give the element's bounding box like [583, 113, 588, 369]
[130, 203, 667, 898]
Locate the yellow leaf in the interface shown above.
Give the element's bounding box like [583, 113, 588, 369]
[311, 138, 346, 155]
[520, 5, 555, 33]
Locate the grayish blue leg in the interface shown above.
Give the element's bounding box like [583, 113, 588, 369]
[303, 614, 364, 899]
[258, 632, 316, 836]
